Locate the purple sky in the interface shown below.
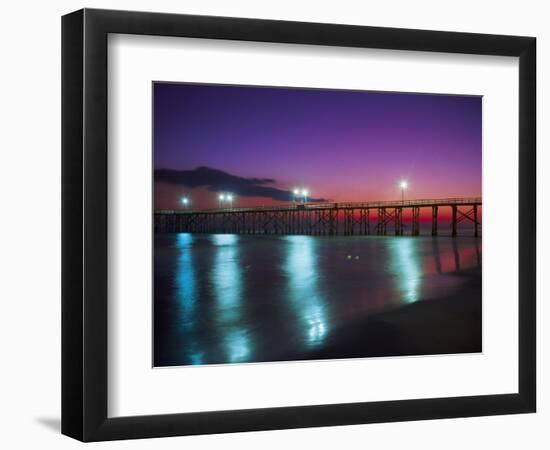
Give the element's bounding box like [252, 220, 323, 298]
[154, 82, 481, 210]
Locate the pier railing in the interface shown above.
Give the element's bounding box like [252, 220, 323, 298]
[156, 197, 481, 215]
[155, 197, 481, 237]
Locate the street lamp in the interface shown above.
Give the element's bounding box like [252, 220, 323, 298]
[181, 196, 189, 209]
[301, 189, 309, 203]
[226, 193, 233, 209]
[218, 193, 225, 208]
[399, 180, 408, 204]
[293, 188, 300, 202]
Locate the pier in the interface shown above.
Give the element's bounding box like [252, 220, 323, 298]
[154, 197, 481, 237]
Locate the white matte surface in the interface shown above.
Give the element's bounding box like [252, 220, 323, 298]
[107, 34, 519, 418]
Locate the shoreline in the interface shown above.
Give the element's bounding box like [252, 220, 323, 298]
[292, 269, 482, 361]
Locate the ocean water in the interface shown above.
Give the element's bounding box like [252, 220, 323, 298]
[154, 233, 481, 367]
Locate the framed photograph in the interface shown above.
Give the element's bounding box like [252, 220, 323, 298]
[62, 8, 536, 441]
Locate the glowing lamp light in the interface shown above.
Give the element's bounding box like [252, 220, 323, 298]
[400, 180, 408, 190]
[181, 197, 189, 205]
[292, 186, 309, 202]
[219, 194, 225, 201]
[226, 194, 233, 201]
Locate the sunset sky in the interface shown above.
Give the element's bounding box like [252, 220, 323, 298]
[154, 83, 481, 211]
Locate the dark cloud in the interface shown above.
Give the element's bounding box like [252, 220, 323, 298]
[155, 166, 326, 202]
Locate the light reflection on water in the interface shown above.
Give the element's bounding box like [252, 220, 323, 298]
[172, 233, 204, 365]
[174, 233, 196, 330]
[154, 234, 481, 366]
[210, 234, 252, 364]
[283, 236, 328, 347]
[388, 239, 421, 304]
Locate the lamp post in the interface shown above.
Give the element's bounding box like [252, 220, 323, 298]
[293, 188, 300, 203]
[218, 194, 225, 208]
[302, 189, 308, 203]
[181, 196, 189, 209]
[400, 180, 408, 204]
[226, 193, 233, 209]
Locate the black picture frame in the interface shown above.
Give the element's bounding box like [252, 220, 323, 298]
[62, 8, 536, 442]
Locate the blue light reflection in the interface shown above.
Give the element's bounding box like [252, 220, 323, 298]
[174, 233, 204, 364]
[283, 236, 329, 347]
[210, 234, 252, 363]
[174, 233, 197, 331]
[388, 238, 422, 304]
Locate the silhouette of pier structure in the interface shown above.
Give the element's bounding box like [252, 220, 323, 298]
[155, 197, 481, 237]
